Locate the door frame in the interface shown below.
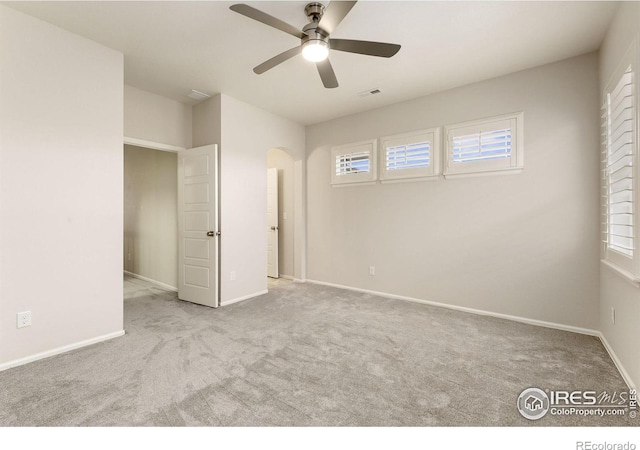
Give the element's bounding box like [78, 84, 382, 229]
[123, 137, 222, 306]
[123, 137, 185, 293]
[124, 137, 185, 154]
[267, 148, 306, 283]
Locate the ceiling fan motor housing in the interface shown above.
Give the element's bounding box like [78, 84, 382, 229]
[302, 23, 329, 45]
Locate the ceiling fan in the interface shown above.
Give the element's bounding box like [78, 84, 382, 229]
[229, 1, 401, 89]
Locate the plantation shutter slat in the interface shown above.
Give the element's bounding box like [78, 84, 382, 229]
[609, 165, 633, 183]
[610, 176, 633, 194]
[608, 153, 632, 174]
[610, 201, 633, 214]
[611, 71, 633, 101]
[611, 105, 634, 132]
[388, 154, 430, 163]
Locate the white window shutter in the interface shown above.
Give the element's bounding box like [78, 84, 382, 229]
[380, 128, 440, 181]
[452, 128, 512, 163]
[601, 99, 610, 255]
[387, 141, 431, 170]
[336, 151, 371, 176]
[331, 139, 377, 185]
[603, 64, 636, 272]
[444, 112, 523, 178]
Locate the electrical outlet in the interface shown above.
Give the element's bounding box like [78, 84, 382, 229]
[230, 271, 236, 281]
[17, 311, 31, 328]
[369, 266, 375, 276]
[611, 307, 616, 325]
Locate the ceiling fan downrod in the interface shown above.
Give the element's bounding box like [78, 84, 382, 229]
[304, 3, 325, 23]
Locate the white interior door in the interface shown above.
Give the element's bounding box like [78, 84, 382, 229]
[178, 144, 219, 307]
[267, 168, 279, 279]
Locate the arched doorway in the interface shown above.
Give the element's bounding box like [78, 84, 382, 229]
[266, 146, 305, 286]
[267, 147, 295, 282]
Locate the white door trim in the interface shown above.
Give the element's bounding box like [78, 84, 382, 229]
[124, 136, 185, 153]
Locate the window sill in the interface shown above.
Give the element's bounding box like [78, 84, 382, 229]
[600, 259, 640, 288]
[380, 176, 439, 184]
[331, 181, 377, 188]
[443, 167, 523, 180]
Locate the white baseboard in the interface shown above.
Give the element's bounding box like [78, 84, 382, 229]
[597, 332, 636, 390]
[279, 274, 294, 280]
[0, 330, 125, 373]
[305, 279, 638, 389]
[124, 270, 177, 292]
[221, 289, 268, 307]
[306, 279, 599, 336]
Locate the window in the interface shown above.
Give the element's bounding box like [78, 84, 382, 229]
[337, 152, 370, 174]
[444, 112, 523, 177]
[380, 128, 440, 181]
[331, 139, 377, 185]
[602, 47, 638, 276]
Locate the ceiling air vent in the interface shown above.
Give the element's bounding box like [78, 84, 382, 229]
[358, 88, 382, 97]
[186, 90, 211, 101]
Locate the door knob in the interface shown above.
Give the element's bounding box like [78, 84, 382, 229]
[207, 231, 221, 237]
[270, 226, 278, 231]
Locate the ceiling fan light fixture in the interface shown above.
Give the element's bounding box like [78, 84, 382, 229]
[302, 40, 329, 62]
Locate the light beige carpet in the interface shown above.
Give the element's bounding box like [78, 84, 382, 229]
[0, 275, 633, 426]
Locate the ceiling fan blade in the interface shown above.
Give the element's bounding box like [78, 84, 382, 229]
[318, 1, 357, 34]
[317, 59, 339, 89]
[230, 4, 304, 39]
[330, 39, 401, 58]
[253, 46, 301, 74]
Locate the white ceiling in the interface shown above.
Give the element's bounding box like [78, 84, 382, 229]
[5, 1, 618, 125]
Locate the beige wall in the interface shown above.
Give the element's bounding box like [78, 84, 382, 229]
[306, 53, 600, 330]
[124, 85, 192, 149]
[192, 95, 221, 149]
[124, 145, 178, 288]
[220, 94, 305, 303]
[268, 149, 295, 278]
[123, 86, 190, 292]
[598, 1, 640, 389]
[192, 94, 306, 302]
[0, 6, 124, 365]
